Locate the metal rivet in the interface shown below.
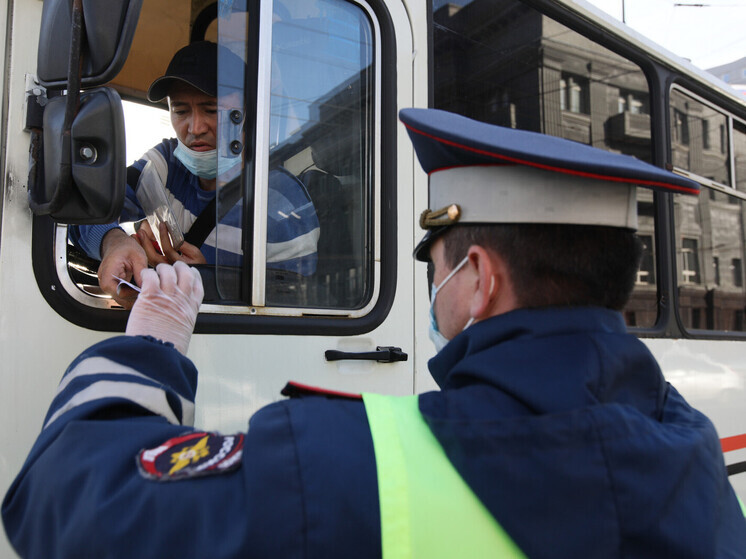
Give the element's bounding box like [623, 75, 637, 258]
[230, 140, 242, 154]
[230, 109, 243, 124]
[79, 145, 96, 162]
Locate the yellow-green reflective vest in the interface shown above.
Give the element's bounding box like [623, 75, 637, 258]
[362, 393, 527, 559]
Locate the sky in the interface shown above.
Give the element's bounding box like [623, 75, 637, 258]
[580, 0, 746, 71]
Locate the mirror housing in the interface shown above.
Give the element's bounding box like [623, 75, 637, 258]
[30, 88, 126, 224]
[37, 0, 143, 89]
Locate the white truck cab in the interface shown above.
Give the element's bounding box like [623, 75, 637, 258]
[1, 1, 746, 556]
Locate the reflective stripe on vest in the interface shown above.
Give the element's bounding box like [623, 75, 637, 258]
[362, 393, 527, 559]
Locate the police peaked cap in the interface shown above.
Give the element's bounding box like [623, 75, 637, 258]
[400, 108, 700, 261]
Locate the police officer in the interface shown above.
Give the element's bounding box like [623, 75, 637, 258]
[4, 109, 746, 558]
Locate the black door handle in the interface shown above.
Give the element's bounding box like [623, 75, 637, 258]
[325, 346, 408, 363]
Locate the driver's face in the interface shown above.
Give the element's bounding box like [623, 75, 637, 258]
[168, 82, 218, 151]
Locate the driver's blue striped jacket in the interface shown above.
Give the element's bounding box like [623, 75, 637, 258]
[69, 138, 320, 275]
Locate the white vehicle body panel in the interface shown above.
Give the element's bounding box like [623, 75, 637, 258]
[0, 0, 745, 557]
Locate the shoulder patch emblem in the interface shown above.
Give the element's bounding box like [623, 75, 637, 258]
[138, 431, 244, 482]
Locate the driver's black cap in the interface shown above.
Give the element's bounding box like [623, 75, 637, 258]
[147, 41, 218, 102]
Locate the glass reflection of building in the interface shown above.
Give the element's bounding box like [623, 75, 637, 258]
[671, 92, 746, 332]
[431, 0, 746, 332]
[432, 0, 652, 161]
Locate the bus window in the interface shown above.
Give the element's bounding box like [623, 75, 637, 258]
[56, 0, 381, 324]
[670, 88, 731, 186]
[430, 0, 652, 162]
[254, 0, 375, 310]
[430, 0, 657, 328]
[669, 89, 746, 334]
[674, 188, 746, 332]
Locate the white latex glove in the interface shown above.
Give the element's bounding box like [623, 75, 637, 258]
[125, 261, 204, 355]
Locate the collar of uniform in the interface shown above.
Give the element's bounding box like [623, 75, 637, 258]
[428, 306, 632, 397]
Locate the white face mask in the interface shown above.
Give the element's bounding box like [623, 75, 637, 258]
[174, 140, 240, 180]
[429, 256, 472, 353]
[174, 140, 217, 179]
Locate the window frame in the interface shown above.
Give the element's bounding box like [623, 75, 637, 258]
[31, 0, 399, 336]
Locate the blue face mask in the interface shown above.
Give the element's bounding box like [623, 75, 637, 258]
[429, 256, 472, 353]
[174, 140, 240, 180]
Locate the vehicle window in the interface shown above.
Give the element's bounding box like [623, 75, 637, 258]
[430, 0, 652, 161]
[670, 90, 746, 333]
[430, 0, 657, 327]
[215, 0, 376, 310]
[61, 0, 378, 316]
[670, 88, 731, 186]
[674, 188, 746, 332]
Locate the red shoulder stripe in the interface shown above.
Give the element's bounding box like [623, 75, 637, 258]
[281, 381, 363, 400]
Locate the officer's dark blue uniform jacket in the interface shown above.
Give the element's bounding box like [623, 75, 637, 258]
[3, 307, 745, 557]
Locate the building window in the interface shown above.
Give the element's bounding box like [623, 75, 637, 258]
[720, 124, 727, 155]
[702, 119, 711, 150]
[732, 258, 743, 288]
[560, 73, 589, 114]
[735, 310, 744, 331]
[682, 238, 700, 284]
[673, 108, 690, 146]
[691, 308, 702, 329]
[636, 235, 655, 285]
[617, 90, 649, 115]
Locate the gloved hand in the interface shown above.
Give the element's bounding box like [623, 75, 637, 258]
[125, 261, 204, 355]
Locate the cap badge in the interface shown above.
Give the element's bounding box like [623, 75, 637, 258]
[420, 204, 461, 229]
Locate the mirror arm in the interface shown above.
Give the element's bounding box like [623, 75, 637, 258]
[30, 0, 85, 215]
[58, 0, 85, 203]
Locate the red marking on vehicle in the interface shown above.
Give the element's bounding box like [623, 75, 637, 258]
[721, 434, 746, 453]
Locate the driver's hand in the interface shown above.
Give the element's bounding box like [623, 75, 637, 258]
[97, 229, 148, 309]
[136, 221, 207, 266]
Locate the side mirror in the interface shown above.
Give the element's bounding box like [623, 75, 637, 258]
[37, 0, 143, 89]
[30, 0, 140, 223]
[29, 88, 125, 224]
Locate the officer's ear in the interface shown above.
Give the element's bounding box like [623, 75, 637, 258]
[466, 245, 516, 320]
